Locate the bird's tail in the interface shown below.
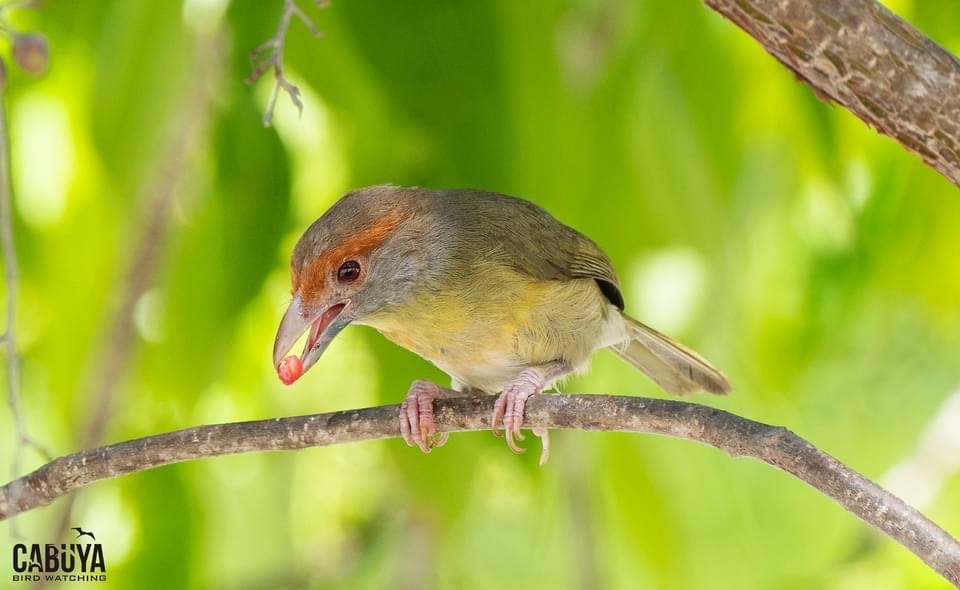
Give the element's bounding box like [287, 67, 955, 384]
[608, 314, 731, 395]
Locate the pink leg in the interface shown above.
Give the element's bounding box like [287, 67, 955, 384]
[491, 361, 571, 465]
[400, 380, 456, 453]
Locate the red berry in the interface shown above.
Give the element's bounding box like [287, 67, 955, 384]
[277, 355, 303, 385]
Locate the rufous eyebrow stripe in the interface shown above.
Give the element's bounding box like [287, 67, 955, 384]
[296, 210, 404, 300]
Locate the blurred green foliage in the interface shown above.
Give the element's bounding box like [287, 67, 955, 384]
[2, 0, 960, 588]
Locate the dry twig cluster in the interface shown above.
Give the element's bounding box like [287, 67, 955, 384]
[247, 0, 328, 127]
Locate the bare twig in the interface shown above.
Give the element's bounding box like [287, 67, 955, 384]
[703, 0, 960, 189]
[247, 0, 326, 127]
[0, 395, 957, 584]
[0, 72, 51, 487]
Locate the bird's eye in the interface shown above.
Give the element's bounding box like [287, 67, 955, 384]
[337, 260, 361, 283]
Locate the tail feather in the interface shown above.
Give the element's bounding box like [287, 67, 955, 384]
[609, 314, 731, 395]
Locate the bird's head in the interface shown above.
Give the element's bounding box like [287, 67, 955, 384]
[273, 186, 428, 384]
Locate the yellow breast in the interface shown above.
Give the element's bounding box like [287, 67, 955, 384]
[361, 266, 613, 391]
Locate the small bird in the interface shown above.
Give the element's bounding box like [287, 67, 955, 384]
[71, 527, 96, 541]
[273, 186, 730, 463]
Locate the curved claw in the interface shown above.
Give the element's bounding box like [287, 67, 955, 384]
[493, 371, 542, 455]
[505, 423, 526, 454]
[400, 380, 444, 453]
[534, 427, 550, 466]
[513, 427, 526, 443]
[489, 363, 570, 464]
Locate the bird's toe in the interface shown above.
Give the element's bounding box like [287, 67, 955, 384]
[401, 380, 443, 453]
[491, 393, 507, 437]
[399, 398, 415, 448]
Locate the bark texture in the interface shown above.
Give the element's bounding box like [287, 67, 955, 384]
[705, 0, 960, 188]
[0, 394, 958, 584]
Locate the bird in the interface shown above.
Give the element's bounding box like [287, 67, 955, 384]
[273, 185, 730, 464]
[71, 527, 96, 541]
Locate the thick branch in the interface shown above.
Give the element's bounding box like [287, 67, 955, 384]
[0, 394, 957, 583]
[705, 0, 960, 188]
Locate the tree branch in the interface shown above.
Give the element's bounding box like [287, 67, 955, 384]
[704, 0, 960, 189]
[0, 394, 957, 584]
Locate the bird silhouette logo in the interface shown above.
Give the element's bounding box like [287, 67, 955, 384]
[71, 527, 96, 541]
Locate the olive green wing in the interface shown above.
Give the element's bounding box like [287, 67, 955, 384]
[496, 199, 624, 310]
[560, 237, 624, 309]
[523, 229, 625, 310]
[436, 189, 625, 309]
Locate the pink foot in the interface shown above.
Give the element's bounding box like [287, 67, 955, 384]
[491, 368, 551, 465]
[400, 380, 449, 453]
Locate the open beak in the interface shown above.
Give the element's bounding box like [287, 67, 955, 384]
[272, 293, 352, 384]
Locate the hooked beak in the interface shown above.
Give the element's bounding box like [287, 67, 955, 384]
[272, 293, 352, 384]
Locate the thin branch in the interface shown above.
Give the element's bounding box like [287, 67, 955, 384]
[0, 71, 51, 486]
[704, 0, 960, 189]
[247, 0, 326, 127]
[0, 394, 957, 584]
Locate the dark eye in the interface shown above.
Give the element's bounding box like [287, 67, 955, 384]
[337, 260, 361, 283]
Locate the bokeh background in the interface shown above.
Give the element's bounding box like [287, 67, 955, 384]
[2, 0, 960, 588]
